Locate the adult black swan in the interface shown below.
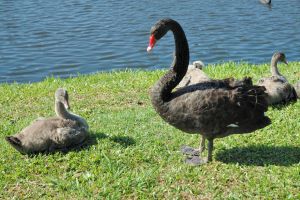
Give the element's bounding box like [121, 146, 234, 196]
[147, 18, 271, 164]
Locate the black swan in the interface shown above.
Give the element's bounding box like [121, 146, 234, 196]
[176, 60, 211, 89]
[5, 88, 89, 154]
[257, 52, 297, 105]
[147, 18, 271, 164]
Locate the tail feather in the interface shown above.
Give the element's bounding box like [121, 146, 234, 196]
[224, 77, 253, 88]
[5, 136, 22, 147]
[235, 115, 271, 134]
[237, 85, 269, 112]
[224, 77, 268, 112]
[288, 87, 298, 102]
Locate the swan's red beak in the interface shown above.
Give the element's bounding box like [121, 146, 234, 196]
[147, 35, 156, 52]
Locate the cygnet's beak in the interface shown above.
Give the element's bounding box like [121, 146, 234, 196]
[64, 100, 70, 110]
[283, 59, 288, 65]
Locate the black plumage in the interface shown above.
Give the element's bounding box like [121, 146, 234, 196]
[147, 19, 271, 164]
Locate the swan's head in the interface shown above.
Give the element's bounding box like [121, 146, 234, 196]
[147, 18, 174, 52]
[273, 52, 288, 65]
[55, 88, 70, 109]
[192, 60, 205, 69]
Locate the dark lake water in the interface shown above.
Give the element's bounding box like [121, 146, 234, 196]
[0, 0, 300, 83]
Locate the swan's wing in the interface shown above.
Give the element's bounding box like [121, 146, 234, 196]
[223, 77, 252, 87]
[7, 118, 64, 153]
[258, 76, 287, 85]
[209, 86, 269, 133]
[176, 75, 192, 88]
[269, 76, 287, 83]
[176, 68, 212, 89]
[188, 69, 211, 84]
[169, 80, 269, 135]
[52, 126, 88, 147]
[259, 78, 297, 105]
[280, 83, 298, 103]
[258, 77, 271, 84]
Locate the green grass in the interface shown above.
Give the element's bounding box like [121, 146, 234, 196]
[0, 62, 299, 199]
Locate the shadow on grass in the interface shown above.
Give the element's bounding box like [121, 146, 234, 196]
[83, 132, 109, 147]
[82, 132, 136, 148]
[215, 145, 300, 166]
[110, 135, 136, 147]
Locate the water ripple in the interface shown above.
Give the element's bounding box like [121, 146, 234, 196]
[0, 0, 300, 83]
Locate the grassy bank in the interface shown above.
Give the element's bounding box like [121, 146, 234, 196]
[0, 62, 299, 199]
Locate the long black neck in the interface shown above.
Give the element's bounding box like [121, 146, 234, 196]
[151, 20, 189, 106]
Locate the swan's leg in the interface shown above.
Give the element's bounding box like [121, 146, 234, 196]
[184, 136, 210, 166]
[181, 135, 205, 156]
[186, 138, 213, 165]
[199, 135, 206, 156]
[207, 139, 214, 162]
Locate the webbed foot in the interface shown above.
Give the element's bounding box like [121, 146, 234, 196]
[180, 145, 200, 156]
[185, 155, 208, 166]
